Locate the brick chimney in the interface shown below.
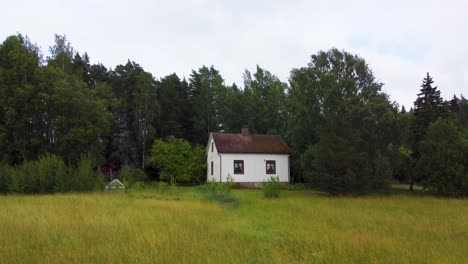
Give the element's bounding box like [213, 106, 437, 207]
[241, 126, 249, 136]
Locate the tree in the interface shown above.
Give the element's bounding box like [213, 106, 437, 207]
[242, 66, 288, 135]
[0, 34, 43, 163]
[412, 73, 446, 144]
[415, 119, 467, 197]
[148, 136, 206, 184]
[40, 35, 113, 165]
[189, 66, 225, 144]
[393, 106, 415, 183]
[410, 73, 447, 190]
[157, 74, 192, 139]
[216, 83, 246, 133]
[289, 48, 397, 194]
[134, 71, 159, 169]
[107, 61, 158, 169]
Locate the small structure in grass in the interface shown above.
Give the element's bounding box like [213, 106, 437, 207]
[105, 179, 125, 192]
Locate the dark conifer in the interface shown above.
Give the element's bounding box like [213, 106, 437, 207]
[412, 73, 446, 144]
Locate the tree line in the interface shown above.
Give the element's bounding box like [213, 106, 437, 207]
[0, 34, 467, 196]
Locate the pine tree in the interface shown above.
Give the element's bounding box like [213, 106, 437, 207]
[448, 95, 461, 113]
[410, 73, 447, 191]
[412, 73, 446, 144]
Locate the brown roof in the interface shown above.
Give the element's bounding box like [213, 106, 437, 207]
[211, 133, 290, 154]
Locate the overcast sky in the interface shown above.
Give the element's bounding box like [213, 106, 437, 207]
[2, 0, 467, 108]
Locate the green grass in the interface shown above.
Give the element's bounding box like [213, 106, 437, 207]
[0, 186, 467, 263]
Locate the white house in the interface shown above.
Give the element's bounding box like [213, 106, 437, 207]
[206, 127, 290, 187]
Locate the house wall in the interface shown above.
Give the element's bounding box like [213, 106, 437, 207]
[219, 153, 289, 183]
[206, 136, 221, 182]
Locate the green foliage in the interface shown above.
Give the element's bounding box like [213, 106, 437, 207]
[120, 165, 148, 188]
[206, 177, 217, 193]
[168, 177, 179, 198]
[148, 136, 206, 184]
[1, 34, 467, 198]
[93, 172, 107, 191]
[281, 183, 306, 191]
[240, 66, 288, 135]
[412, 73, 447, 144]
[5, 154, 69, 194]
[216, 174, 234, 197]
[189, 66, 225, 144]
[130, 181, 145, 192]
[373, 154, 392, 194]
[0, 164, 14, 193]
[72, 156, 97, 192]
[0, 153, 105, 194]
[291, 49, 396, 195]
[36, 153, 69, 193]
[157, 74, 192, 139]
[416, 119, 467, 197]
[158, 181, 169, 193]
[263, 176, 281, 198]
[197, 175, 236, 203]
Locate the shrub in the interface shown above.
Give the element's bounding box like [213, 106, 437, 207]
[158, 181, 169, 193]
[169, 177, 178, 197]
[73, 156, 97, 192]
[281, 183, 305, 191]
[263, 176, 281, 198]
[120, 165, 148, 188]
[197, 175, 236, 203]
[207, 177, 217, 193]
[416, 119, 468, 197]
[0, 153, 107, 194]
[35, 154, 69, 193]
[216, 174, 234, 197]
[0, 164, 14, 193]
[131, 181, 145, 191]
[94, 172, 107, 191]
[148, 136, 206, 184]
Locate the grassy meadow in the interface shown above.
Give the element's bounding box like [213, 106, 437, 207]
[0, 186, 467, 263]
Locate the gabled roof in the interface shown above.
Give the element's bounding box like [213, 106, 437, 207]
[211, 132, 290, 154]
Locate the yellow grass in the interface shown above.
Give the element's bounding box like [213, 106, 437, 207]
[0, 188, 467, 263]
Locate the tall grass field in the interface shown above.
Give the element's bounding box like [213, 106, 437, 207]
[0, 187, 467, 263]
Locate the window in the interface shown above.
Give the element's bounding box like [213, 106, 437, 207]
[211, 161, 213, 175]
[234, 160, 244, 174]
[266, 160, 276, 174]
[211, 142, 213, 152]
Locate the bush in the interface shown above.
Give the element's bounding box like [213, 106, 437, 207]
[148, 136, 206, 184]
[197, 175, 236, 203]
[263, 176, 281, 198]
[169, 177, 178, 197]
[131, 181, 145, 191]
[216, 174, 234, 197]
[94, 172, 107, 191]
[73, 156, 97, 192]
[120, 165, 148, 188]
[20, 154, 68, 193]
[281, 183, 306, 191]
[0, 164, 14, 193]
[416, 120, 468, 197]
[158, 181, 169, 193]
[0, 153, 106, 194]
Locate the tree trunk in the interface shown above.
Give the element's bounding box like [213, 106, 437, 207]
[409, 180, 414, 192]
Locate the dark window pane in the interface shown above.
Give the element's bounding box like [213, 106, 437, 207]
[266, 160, 276, 174]
[234, 160, 244, 174]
